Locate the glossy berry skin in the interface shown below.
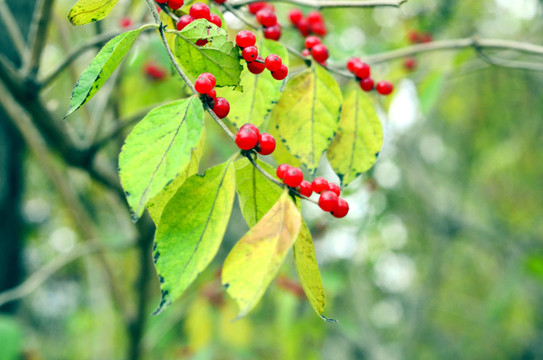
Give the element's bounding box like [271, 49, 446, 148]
[347, 57, 361, 73]
[360, 78, 374, 92]
[331, 198, 349, 218]
[305, 36, 321, 49]
[271, 64, 288, 80]
[235, 128, 258, 150]
[195, 76, 214, 94]
[376, 81, 394, 95]
[240, 123, 259, 138]
[328, 183, 341, 196]
[242, 46, 258, 62]
[296, 18, 310, 37]
[353, 62, 370, 79]
[247, 56, 265, 74]
[283, 167, 304, 188]
[212, 97, 230, 119]
[256, 9, 277, 27]
[306, 11, 323, 24]
[167, 0, 183, 9]
[248, 1, 267, 14]
[276, 164, 291, 179]
[209, 13, 222, 28]
[311, 44, 328, 62]
[200, 73, 216, 88]
[236, 30, 256, 48]
[195, 39, 208, 46]
[208, 89, 217, 99]
[311, 22, 327, 36]
[190, 3, 211, 20]
[214, 0, 226, 3]
[288, 8, 303, 25]
[299, 180, 313, 197]
[318, 191, 339, 212]
[257, 133, 276, 155]
[264, 25, 281, 40]
[265, 54, 282, 72]
[155, 0, 168, 4]
[311, 177, 329, 194]
[301, 49, 311, 57]
[177, 15, 194, 31]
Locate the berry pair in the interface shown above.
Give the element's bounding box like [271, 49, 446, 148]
[407, 29, 432, 44]
[301, 35, 329, 65]
[176, 3, 222, 31]
[155, 0, 183, 10]
[346, 57, 394, 95]
[195, 73, 230, 119]
[235, 31, 288, 80]
[288, 9, 327, 37]
[246, 2, 282, 41]
[235, 123, 276, 155]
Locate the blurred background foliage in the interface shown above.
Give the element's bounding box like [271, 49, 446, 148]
[1, 0, 543, 359]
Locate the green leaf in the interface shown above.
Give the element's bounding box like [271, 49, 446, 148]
[0, 316, 23, 360]
[272, 65, 343, 175]
[294, 222, 333, 321]
[418, 70, 445, 115]
[153, 159, 236, 314]
[222, 190, 302, 318]
[119, 97, 204, 220]
[327, 86, 383, 186]
[146, 130, 205, 225]
[218, 39, 288, 127]
[66, 29, 142, 116]
[234, 157, 282, 227]
[68, 0, 118, 25]
[175, 19, 242, 87]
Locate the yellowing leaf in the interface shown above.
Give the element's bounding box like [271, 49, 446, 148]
[222, 190, 302, 318]
[153, 159, 236, 314]
[68, 0, 118, 26]
[327, 86, 383, 186]
[184, 296, 213, 351]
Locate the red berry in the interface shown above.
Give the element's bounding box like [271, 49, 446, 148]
[328, 183, 341, 196]
[199, 73, 216, 88]
[421, 33, 432, 43]
[144, 62, 167, 80]
[248, 1, 267, 14]
[298, 180, 313, 197]
[195, 75, 214, 94]
[305, 36, 321, 49]
[155, 0, 168, 4]
[257, 133, 276, 155]
[318, 191, 338, 212]
[240, 123, 259, 138]
[301, 49, 311, 57]
[264, 24, 281, 40]
[407, 30, 420, 44]
[376, 81, 394, 95]
[214, 0, 226, 3]
[404, 57, 416, 70]
[312, 177, 329, 193]
[265, 54, 282, 72]
[190, 3, 211, 20]
[331, 198, 349, 218]
[288, 9, 303, 25]
[256, 9, 277, 27]
[167, 0, 183, 9]
[212, 97, 230, 119]
[235, 128, 258, 150]
[119, 17, 132, 28]
[306, 11, 323, 24]
[311, 44, 328, 62]
[347, 57, 361, 73]
[353, 61, 370, 79]
[209, 13, 222, 27]
[247, 56, 265, 74]
[276, 164, 291, 179]
[360, 77, 374, 92]
[271, 64, 288, 80]
[208, 89, 217, 99]
[283, 167, 304, 188]
[177, 15, 194, 30]
[195, 39, 208, 46]
[311, 21, 327, 36]
[296, 18, 310, 37]
[242, 46, 258, 62]
[236, 30, 256, 48]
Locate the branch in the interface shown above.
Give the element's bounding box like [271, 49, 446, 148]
[0, 0, 28, 60]
[24, 0, 55, 76]
[229, 0, 408, 9]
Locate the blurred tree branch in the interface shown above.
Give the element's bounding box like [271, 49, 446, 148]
[0, 0, 28, 59]
[24, 0, 55, 76]
[229, 0, 408, 9]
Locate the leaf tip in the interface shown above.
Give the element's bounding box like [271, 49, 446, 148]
[320, 314, 337, 323]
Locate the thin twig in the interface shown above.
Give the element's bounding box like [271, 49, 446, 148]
[0, 0, 28, 60]
[229, 0, 408, 9]
[24, 0, 55, 76]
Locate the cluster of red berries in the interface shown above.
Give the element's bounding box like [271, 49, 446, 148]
[176, 2, 222, 36]
[346, 57, 394, 96]
[143, 61, 167, 81]
[155, 0, 183, 10]
[301, 35, 329, 65]
[276, 164, 349, 218]
[234, 123, 276, 155]
[194, 73, 230, 119]
[288, 9, 327, 37]
[247, 2, 282, 41]
[407, 29, 433, 44]
[235, 30, 288, 80]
